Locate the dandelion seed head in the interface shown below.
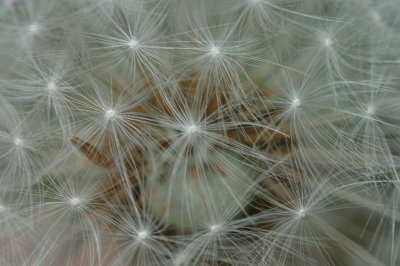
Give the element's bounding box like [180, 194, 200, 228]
[2, 1, 399, 264]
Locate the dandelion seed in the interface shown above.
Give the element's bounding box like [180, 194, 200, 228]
[83, 6, 169, 81]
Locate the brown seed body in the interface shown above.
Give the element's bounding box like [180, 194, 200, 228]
[70, 136, 110, 168]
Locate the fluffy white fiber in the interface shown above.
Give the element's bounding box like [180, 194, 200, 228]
[1, 0, 400, 265]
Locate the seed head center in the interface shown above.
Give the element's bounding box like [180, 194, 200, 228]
[128, 39, 139, 49]
[28, 23, 40, 34]
[137, 230, 149, 241]
[324, 38, 333, 47]
[47, 82, 57, 91]
[185, 124, 200, 134]
[209, 46, 220, 57]
[292, 98, 301, 108]
[14, 137, 23, 146]
[70, 197, 81, 207]
[298, 208, 306, 219]
[105, 109, 117, 119]
[210, 224, 221, 233]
